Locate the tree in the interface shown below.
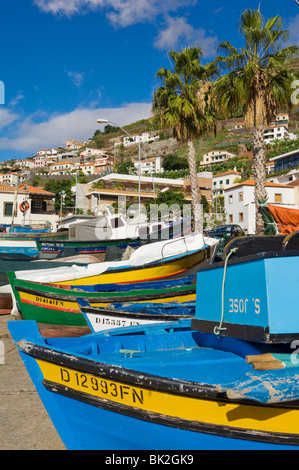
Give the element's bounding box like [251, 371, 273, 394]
[162, 154, 189, 171]
[44, 179, 74, 211]
[213, 8, 298, 234]
[103, 124, 120, 134]
[152, 47, 216, 232]
[114, 159, 136, 175]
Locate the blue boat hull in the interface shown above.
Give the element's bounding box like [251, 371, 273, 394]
[0, 246, 39, 256]
[8, 320, 299, 450]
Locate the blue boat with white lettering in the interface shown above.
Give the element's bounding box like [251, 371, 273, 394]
[7, 236, 299, 450]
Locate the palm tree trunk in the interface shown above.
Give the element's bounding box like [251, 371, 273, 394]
[253, 124, 267, 235]
[187, 139, 202, 233]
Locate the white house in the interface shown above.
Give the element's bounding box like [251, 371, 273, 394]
[114, 132, 159, 148]
[17, 159, 35, 169]
[134, 156, 164, 175]
[0, 183, 28, 225]
[224, 179, 296, 234]
[36, 149, 48, 156]
[264, 125, 297, 144]
[49, 161, 77, 175]
[212, 170, 242, 196]
[268, 168, 299, 186]
[0, 182, 59, 230]
[200, 150, 236, 167]
[0, 172, 19, 186]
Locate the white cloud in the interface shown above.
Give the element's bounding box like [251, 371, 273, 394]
[287, 13, 299, 46]
[34, 0, 197, 27]
[154, 16, 217, 57]
[65, 69, 85, 87]
[0, 102, 152, 152]
[0, 108, 20, 131]
[8, 91, 25, 109]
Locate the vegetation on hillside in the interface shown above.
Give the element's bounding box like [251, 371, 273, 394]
[212, 9, 299, 234]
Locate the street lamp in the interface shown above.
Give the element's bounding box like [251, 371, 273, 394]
[97, 118, 142, 216]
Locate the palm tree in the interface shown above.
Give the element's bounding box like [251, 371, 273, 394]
[152, 47, 216, 232]
[213, 9, 298, 234]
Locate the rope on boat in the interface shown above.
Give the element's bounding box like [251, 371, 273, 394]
[214, 247, 237, 336]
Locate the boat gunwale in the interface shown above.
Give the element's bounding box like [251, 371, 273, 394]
[18, 339, 219, 398]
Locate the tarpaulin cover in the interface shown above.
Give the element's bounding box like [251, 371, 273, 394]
[267, 204, 299, 235]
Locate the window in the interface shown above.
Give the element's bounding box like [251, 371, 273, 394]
[229, 214, 233, 223]
[275, 193, 282, 203]
[139, 226, 150, 237]
[229, 195, 233, 204]
[239, 192, 243, 202]
[239, 213, 244, 222]
[111, 217, 125, 229]
[4, 202, 13, 216]
[226, 179, 230, 184]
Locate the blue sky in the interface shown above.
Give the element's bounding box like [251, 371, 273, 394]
[0, 0, 298, 162]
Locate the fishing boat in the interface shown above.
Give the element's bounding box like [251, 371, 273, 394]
[0, 252, 100, 315]
[8, 239, 299, 450]
[0, 226, 68, 257]
[8, 233, 218, 288]
[78, 298, 195, 332]
[7, 313, 299, 448]
[36, 212, 192, 258]
[8, 274, 196, 327]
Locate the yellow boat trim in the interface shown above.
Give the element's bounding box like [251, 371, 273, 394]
[52, 249, 209, 286]
[19, 290, 196, 313]
[37, 359, 299, 437]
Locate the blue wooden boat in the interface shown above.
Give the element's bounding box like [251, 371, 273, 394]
[78, 298, 195, 332]
[7, 247, 299, 449]
[8, 315, 299, 450]
[0, 227, 67, 257]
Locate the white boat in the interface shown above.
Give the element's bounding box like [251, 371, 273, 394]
[8, 233, 219, 315]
